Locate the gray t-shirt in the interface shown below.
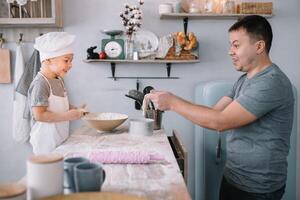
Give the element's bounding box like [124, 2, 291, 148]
[27, 73, 66, 125]
[224, 63, 294, 193]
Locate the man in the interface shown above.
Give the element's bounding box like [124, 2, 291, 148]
[145, 15, 294, 200]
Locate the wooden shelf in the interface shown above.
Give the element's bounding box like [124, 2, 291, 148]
[160, 13, 273, 19]
[83, 59, 200, 80]
[160, 12, 273, 35]
[0, 0, 63, 28]
[83, 59, 200, 64]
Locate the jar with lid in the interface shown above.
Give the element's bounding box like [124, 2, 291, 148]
[0, 183, 26, 200]
[222, 0, 236, 14]
[189, 0, 204, 13]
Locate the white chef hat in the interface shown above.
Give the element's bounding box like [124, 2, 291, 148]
[34, 32, 76, 62]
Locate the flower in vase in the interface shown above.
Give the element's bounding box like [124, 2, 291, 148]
[120, 0, 144, 37]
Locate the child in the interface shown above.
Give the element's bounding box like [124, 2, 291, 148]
[27, 32, 86, 154]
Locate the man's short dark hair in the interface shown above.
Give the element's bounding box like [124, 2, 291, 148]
[229, 15, 273, 53]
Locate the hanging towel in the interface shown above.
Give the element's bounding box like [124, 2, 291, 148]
[12, 44, 31, 143]
[16, 49, 41, 96]
[16, 49, 41, 122]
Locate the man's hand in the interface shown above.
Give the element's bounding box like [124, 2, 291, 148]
[145, 90, 178, 111]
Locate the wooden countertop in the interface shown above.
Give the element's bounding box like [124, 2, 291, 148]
[53, 125, 191, 200]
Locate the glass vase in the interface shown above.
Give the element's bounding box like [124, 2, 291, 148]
[125, 35, 134, 60]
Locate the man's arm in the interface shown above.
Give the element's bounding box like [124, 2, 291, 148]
[213, 96, 233, 111]
[147, 91, 257, 132]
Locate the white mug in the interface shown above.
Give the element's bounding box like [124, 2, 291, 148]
[129, 118, 154, 136]
[26, 154, 63, 200]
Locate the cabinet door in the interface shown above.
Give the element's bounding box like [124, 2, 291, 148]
[194, 81, 233, 200]
[0, 0, 62, 27]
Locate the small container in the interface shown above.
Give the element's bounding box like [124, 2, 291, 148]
[129, 118, 154, 136]
[222, 0, 236, 14]
[171, 0, 182, 13]
[133, 51, 139, 60]
[159, 3, 173, 14]
[0, 183, 26, 200]
[27, 154, 64, 200]
[144, 110, 163, 130]
[189, 1, 201, 13]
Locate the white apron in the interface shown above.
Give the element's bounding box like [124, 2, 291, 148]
[30, 72, 69, 154]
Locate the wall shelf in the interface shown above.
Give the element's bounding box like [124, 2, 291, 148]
[159, 13, 273, 20]
[160, 13, 273, 34]
[83, 59, 200, 81]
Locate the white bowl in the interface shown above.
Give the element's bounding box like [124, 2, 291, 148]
[83, 112, 128, 132]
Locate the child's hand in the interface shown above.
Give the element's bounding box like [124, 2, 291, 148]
[78, 104, 89, 115]
[68, 109, 86, 120]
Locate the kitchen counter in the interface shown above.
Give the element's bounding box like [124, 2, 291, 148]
[53, 125, 191, 200]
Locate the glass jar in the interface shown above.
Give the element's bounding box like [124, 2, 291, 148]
[189, 0, 201, 13]
[222, 0, 236, 14]
[125, 34, 135, 60]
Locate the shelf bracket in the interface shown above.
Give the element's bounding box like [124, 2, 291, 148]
[183, 17, 189, 35]
[166, 63, 172, 78]
[110, 62, 116, 80]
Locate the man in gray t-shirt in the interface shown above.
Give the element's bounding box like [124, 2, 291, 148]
[224, 63, 294, 194]
[145, 15, 294, 200]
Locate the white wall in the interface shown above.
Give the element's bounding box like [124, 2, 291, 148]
[1, 0, 300, 199]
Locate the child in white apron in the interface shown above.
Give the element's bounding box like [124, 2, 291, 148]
[27, 32, 87, 154]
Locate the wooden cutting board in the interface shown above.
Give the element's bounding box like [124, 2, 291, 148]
[0, 48, 11, 83]
[41, 192, 148, 200]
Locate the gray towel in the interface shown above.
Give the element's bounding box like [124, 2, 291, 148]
[16, 49, 41, 96]
[16, 49, 41, 119]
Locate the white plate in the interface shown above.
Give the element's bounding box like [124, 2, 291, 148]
[134, 30, 159, 57]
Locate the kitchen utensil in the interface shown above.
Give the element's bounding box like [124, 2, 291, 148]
[144, 110, 163, 130]
[82, 112, 128, 132]
[135, 80, 141, 110]
[143, 86, 154, 94]
[27, 154, 63, 200]
[0, 46, 11, 83]
[125, 94, 142, 106]
[74, 162, 106, 192]
[63, 157, 89, 193]
[127, 89, 144, 109]
[101, 29, 125, 59]
[143, 86, 155, 110]
[129, 118, 154, 136]
[40, 192, 147, 200]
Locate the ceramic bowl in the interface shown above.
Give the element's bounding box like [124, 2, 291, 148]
[83, 113, 128, 132]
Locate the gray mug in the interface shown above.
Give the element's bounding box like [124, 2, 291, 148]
[74, 162, 106, 192]
[64, 157, 89, 193]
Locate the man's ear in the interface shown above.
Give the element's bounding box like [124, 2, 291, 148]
[256, 40, 266, 54]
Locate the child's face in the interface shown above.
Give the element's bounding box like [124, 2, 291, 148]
[48, 54, 74, 78]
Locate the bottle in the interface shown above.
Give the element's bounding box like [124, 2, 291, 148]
[204, 0, 214, 13]
[223, 0, 236, 14]
[235, 0, 241, 13]
[189, 0, 201, 13]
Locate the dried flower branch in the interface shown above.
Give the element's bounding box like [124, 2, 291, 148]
[120, 0, 144, 36]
